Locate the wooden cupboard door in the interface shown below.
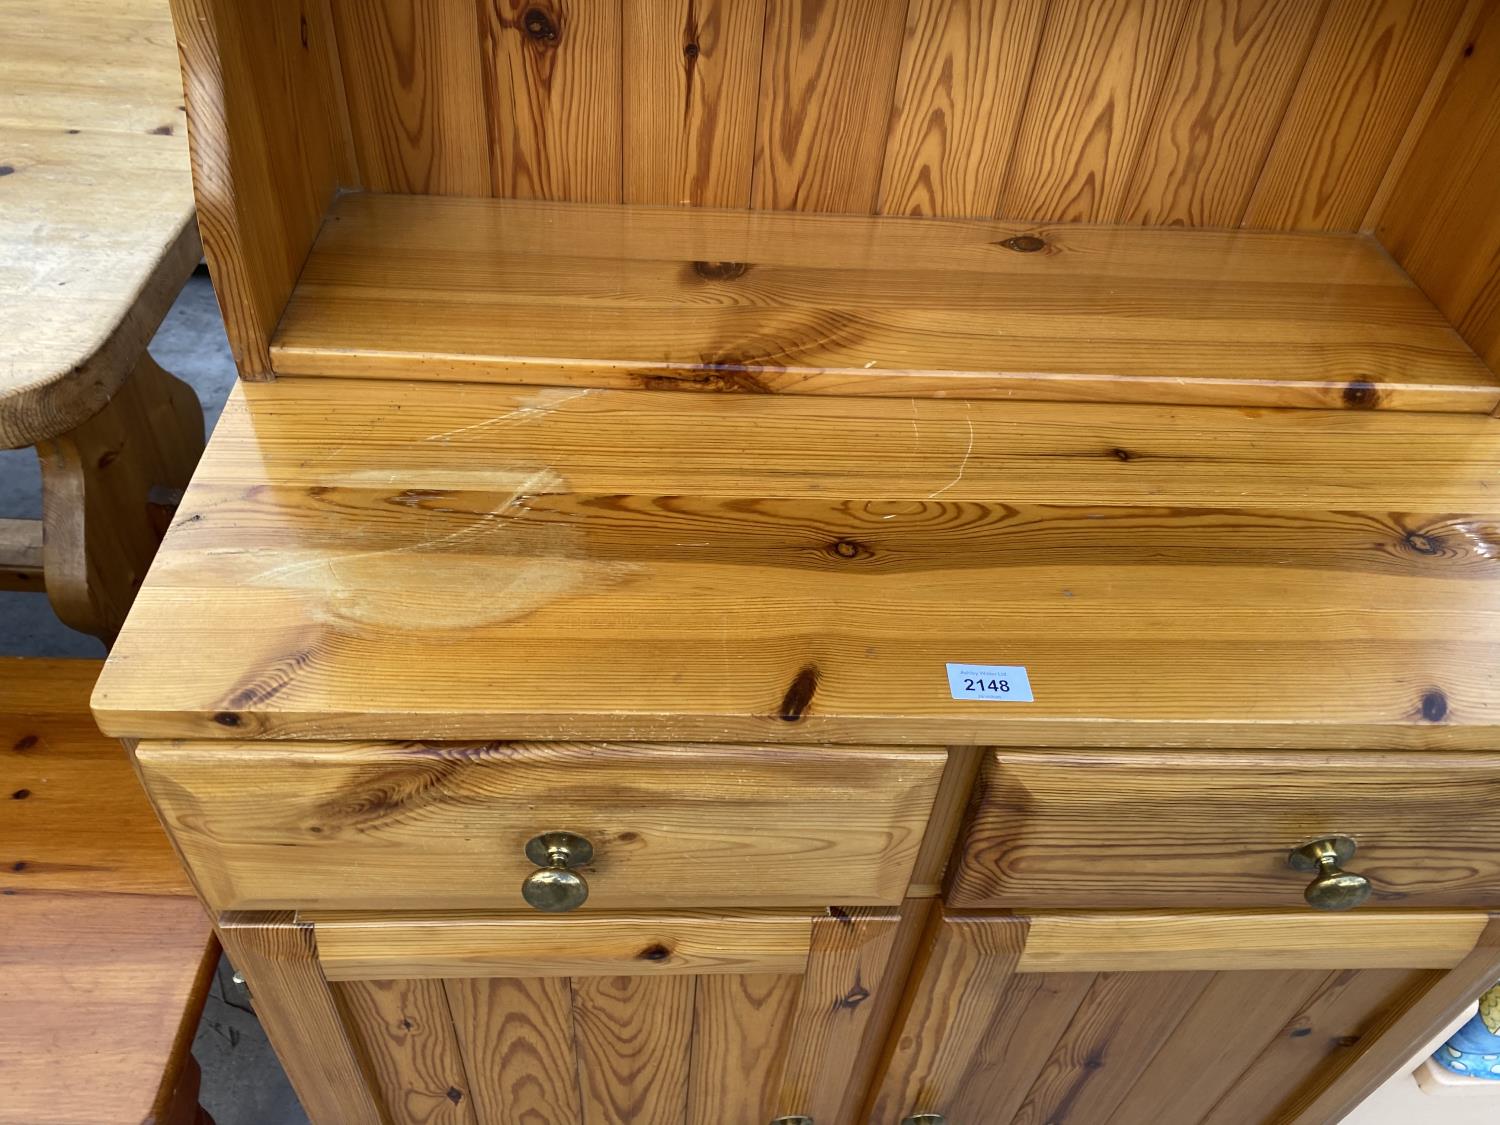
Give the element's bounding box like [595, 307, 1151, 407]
[299, 908, 903, 1125]
[868, 910, 1500, 1125]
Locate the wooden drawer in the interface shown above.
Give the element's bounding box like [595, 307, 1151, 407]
[948, 750, 1500, 910]
[134, 740, 945, 913]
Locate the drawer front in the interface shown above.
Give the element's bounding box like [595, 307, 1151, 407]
[949, 750, 1500, 910]
[136, 740, 945, 913]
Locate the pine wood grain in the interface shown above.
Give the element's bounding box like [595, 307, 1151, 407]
[776, 908, 900, 1124]
[134, 741, 942, 914]
[270, 193, 1497, 409]
[622, 0, 765, 208]
[950, 749, 1500, 910]
[1017, 912, 1488, 972]
[446, 976, 583, 1124]
[0, 659, 192, 897]
[866, 913, 1036, 1121]
[0, 0, 199, 446]
[869, 908, 1494, 1125]
[482, 0, 622, 203]
[1120, 0, 1325, 227]
[879, 0, 1049, 218]
[0, 892, 217, 1125]
[1200, 965, 1438, 1124]
[751, 0, 907, 212]
[217, 911, 383, 1123]
[329, 0, 490, 195]
[95, 377, 1500, 748]
[309, 911, 815, 981]
[0, 657, 216, 1124]
[1376, 0, 1500, 375]
[997, 0, 1193, 222]
[1278, 915, 1500, 1123]
[1245, 0, 1466, 231]
[1106, 969, 1328, 1123]
[1016, 969, 1217, 1123]
[573, 974, 694, 1124]
[336, 978, 477, 1124]
[169, 0, 350, 377]
[685, 974, 801, 1124]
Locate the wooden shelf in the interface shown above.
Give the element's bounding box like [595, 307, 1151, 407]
[270, 193, 1500, 413]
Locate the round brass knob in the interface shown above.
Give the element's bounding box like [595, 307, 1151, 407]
[902, 1116, 946, 1125]
[1288, 836, 1371, 911]
[770, 1118, 814, 1125]
[522, 831, 594, 912]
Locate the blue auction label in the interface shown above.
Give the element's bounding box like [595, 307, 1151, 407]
[946, 663, 1033, 702]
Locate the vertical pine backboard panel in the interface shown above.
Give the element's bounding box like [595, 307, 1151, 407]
[751, 0, 908, 212]
[622, 0, 767, 208]
[1118, 0, 1325, 227]
[329, 0, 492, 195]
[1243, 0, 1467, 231]
[481, 0, 623, 202]
[996, 0, 1194, 223]
[879, 0, 1051, 218]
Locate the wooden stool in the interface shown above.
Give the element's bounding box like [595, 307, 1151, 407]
[0, 659, 218, 1125]
[0, 0, 204, 644]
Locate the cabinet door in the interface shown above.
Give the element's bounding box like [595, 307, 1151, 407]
[220, 908, 903, 1125]
[870, 910, 1500, 1125]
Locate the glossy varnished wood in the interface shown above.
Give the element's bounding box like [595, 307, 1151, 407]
[951, 749, 1500, 910]
[868, 908, 1496, 1125]
[96, 379, 1500, 746]
[133, 740, 943, 912]
[0, 660, 215, 1125]
[311, 906, 900, 1125]
[169, 0, 349, 377]
[308, 911, 816, 981]
[1376, 0, 1500, 376]
[269, 193, 1498, 409]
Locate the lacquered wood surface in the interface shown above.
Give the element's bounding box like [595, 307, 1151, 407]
[96, 378, 1500, 747]
[0, 660, 214, 1125]
[306, 0, 1463, 227]
[951, 750, 1500, 910]
[134, 740, 943, 912]
[314, 907, 899, 1125]
[270, 192, 1499, 411]
[867, 909, 1490, 1125]
[0, 0, 199, 447]
[1376, 0, 1500, 377]
[311, 911, 816, 981]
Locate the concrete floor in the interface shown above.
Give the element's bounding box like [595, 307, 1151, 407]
[0, 272, 307, 1124]
[4, 273, 1495, 1124]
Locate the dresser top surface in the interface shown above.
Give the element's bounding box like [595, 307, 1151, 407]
[94, 379, 1500, 748]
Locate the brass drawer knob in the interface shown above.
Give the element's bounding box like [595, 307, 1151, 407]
[770, 1118, 814, 1125]
[1288, 836, 1371, 911]
[902, 1116, 946, 1125]
[522, 831, 594, 912]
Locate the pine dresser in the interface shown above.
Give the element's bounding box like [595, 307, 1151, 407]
[94, 1, 1500, 1122]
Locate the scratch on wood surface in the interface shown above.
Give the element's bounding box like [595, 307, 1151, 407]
[928, 410, 975, 499]
[234, 466, 639, 630]
[422, 389, 594, 442]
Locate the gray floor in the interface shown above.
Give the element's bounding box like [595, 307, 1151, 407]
[0, 273, 308, 1122]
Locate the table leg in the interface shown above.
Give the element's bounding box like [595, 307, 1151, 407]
[36, 351, 204, 645]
